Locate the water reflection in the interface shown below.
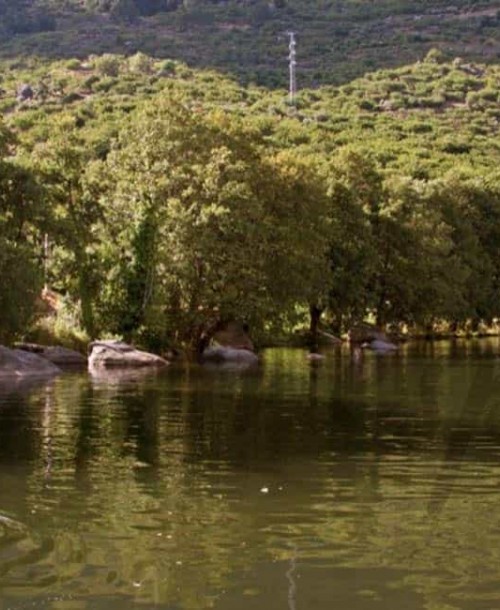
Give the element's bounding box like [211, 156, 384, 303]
[0, 343, 500, 609]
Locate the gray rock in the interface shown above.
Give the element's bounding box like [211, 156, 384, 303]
[88, 340, 169, 368]
[0, 346, 61, 378]
[202, 346, 259, 365]
[306, 352, 325, 361]
[89, 366, 164, 385]
[16, 84, 34, 102]
[369, 339, 398, 352]
[43, 346, 87, 365]
[14, 343, 87, 366]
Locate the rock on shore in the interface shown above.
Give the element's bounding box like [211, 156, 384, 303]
[88, 341, 169, 368]
[14, 343, 87, 366]
[0, 346, 62, 378]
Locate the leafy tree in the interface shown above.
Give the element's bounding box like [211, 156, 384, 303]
[95, 99, 328, 350]
[375, 175, 461, 329]
[324, 149, 462, 332]
[32, 118, 104, 338]
[0, 121, 47, 343]
[426, 171, 500, 329]
[324, 149, 380, 333]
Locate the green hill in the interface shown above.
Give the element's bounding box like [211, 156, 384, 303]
[3, 51, 498, 177]
[0, 0, 499, 86]
[1, 52, 500, 345]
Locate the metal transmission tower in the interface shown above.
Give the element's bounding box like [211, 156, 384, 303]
[288, 31, 297, 104]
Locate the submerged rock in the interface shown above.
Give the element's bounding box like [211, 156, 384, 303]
[89, 365, 165, 386]
[0, 514, 28, 544]
[0, 514, 47, 575]
[368, 339, 398, 352]
[202, 345, 259, 365]
[14, 343, 87, 367]
[88, 340, 169, 368]
[306, 352, 325, 362]
[0, 346, 61, 378]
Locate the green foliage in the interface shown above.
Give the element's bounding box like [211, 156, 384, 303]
[0, 239, 43, 343]
[31, 118, 107, 338]
[128, 52, 153, 74]
[0, 122, 47, 342]
[93, 54, 123, 77]
[93, 100, 328, 349]
[0, 52, 500, 344]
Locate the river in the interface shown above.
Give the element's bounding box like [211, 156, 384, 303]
[1, 341, 500, 610]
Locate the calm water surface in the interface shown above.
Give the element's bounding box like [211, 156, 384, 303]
[1, 342, 500, 610]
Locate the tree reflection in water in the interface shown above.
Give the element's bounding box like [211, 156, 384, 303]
[0, 343, 499, 609]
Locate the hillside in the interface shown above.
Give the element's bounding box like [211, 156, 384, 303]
[1, 51, 500, 344]
[0, 0, 499, 86]
[2, 52, 498, 177]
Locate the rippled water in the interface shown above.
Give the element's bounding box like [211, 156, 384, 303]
[1, 341, 500, 610]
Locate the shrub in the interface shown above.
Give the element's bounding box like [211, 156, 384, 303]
[66, 58, 82, 70]
[93, 77, 118, 93]
[158, 59, 177, 76]
[94, 53, 121, 77]
[128, 52, 152, 74]
[82, 74, 100, 90]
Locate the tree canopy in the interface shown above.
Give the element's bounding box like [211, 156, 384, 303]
[1, 53, 500, 349]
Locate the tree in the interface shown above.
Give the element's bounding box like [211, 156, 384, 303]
[374, 175, 461, 329]
[426, 170, 500, 329]
[0, 121, 47, 343]
[32, 118, 104, 338]
[324, 148, 461, 333]
[95, 99, 329, 351]
[324, 149, 378, 334]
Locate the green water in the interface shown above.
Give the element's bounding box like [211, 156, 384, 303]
[1, 342, 500, 610]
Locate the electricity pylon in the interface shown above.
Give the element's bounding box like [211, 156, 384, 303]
[288, 31, 297, 104]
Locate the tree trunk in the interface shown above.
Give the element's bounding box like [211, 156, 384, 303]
[195, 318, 223, 360]
[75, 247, 96, 339]
[331, 312, 343, 338]
[79, 269, 95, 339]
[470, 317, 480, 333]
[309, 304, 323, 347]
[376, 293, 387, 329]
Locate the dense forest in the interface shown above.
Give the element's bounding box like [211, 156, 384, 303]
[0, 0, 499, 86]
[1, 47, 499, 351]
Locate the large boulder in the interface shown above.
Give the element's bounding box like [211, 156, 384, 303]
[0, 346, 61, 378]
[88, 341, 169, 368]
[202, 345, 259, 366]
[14, 343, 87, 367]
